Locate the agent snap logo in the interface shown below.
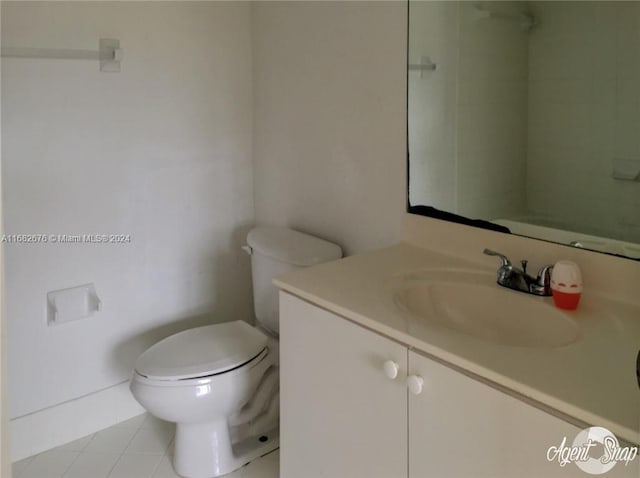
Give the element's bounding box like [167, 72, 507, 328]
[547, 426, 638, 475]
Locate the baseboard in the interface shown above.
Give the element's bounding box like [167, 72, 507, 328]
[9, 380, 145, 461]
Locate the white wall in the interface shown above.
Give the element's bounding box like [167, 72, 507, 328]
[527, 1, 640, 243]
[2, 1, 254, 421]
[252, 1, 407, 256]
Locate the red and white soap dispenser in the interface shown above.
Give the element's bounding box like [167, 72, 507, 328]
[550, 260, 583, 310]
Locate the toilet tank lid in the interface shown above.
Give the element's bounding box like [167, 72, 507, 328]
[134, 321, 268, 381]
[247, 227, 342, 266]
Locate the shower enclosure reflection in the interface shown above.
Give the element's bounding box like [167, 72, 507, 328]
[408, 1, 640, 259]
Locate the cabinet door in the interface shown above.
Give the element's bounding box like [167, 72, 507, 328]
[408, 350, 638, 478]
[280, 292, 408, 478]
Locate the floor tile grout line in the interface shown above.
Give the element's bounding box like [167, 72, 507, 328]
[122, 423, 175, 456]
[20, 433, 93, 470]
[59, 452, 79, 478]
[17, 415, 201, 478]
[75, 432, 97, 453]
[161, 427, 176, 457]
[104, 450, 126, 478]
[60, 451, 121, 478]
[148, 453, 167, 478]
[105, 418, 148, 478]
[19, 449, 81, 478]
[152, 435, 176, 478]
[52, 450, 82, 478]
[15, 414, 151, 478]
[62, 427, 132, 478]
[12, 455, 34, 478]
[18, 434, 279, 478]
[70, 412, 147, 455]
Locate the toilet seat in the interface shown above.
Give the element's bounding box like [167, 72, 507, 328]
[134, 321, 268, 381]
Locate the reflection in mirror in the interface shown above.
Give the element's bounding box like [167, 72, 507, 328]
[408, 1, 640, 259]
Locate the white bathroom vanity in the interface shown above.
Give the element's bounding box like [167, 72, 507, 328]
[276, 214, 640, 478]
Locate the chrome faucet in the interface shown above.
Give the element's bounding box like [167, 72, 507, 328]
[483, 249, 553, 296]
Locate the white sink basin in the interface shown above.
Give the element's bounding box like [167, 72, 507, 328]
[393, 269, 580, 348]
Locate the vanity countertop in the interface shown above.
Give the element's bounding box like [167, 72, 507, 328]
[274, 242, 640, 445]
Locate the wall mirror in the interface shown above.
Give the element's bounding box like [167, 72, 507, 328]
[408, 1, 640, 260]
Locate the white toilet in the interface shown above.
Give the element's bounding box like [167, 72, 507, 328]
[130, 227, 342, 478]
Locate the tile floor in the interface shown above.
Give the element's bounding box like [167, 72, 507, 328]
[12, 413, 279, 478]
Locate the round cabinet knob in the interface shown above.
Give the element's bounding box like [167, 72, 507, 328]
[383, 360, 399, 380]
[407, 375, 424, 395]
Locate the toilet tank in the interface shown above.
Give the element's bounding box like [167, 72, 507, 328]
[246, 227, 342, 334]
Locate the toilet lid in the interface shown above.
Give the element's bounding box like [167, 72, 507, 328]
[134, 321, 268, 381]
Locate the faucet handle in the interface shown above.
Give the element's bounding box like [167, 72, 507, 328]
[529, 264, 554, 296]
[483, 249, 511, 268]
[536, 264, 553, 286]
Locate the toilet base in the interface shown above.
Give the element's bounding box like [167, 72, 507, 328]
[173, 420, 279, 478]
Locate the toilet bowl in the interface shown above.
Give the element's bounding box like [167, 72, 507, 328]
[131, 321, 277, 478]
[130, 227, 342, 478]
